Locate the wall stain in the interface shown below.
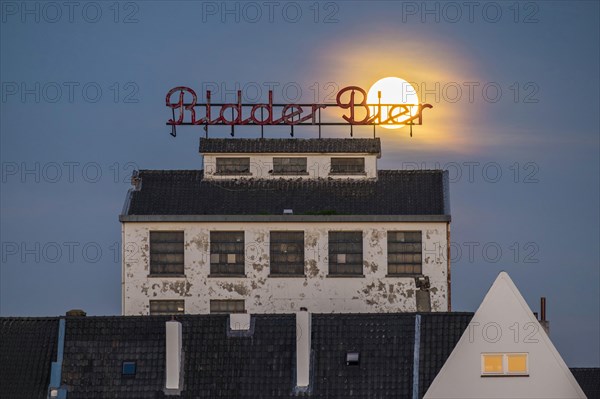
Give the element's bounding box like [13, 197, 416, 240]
[364, 261, 378, 273]
[219, 282, 250, 296]
[305, 259, 319, 277]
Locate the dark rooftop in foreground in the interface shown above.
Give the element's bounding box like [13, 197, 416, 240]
[2, 314, 598, 398]
[1, 313, 471, 399]
[199, 138, 382, 154]
[121, 170, 450, 218]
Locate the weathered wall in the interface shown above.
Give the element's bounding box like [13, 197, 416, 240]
[203, 153, 378, 180]
[122, 222, 449, 315]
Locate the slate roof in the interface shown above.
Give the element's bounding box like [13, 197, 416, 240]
[569, 368, 600, 399]
[0, 318, 58, 399]
[199, 138, 382, 154]
[123, 170, 450, 217]
[1, 313, 472, 399]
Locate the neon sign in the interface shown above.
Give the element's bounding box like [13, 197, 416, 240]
[165, 85, 432, 137]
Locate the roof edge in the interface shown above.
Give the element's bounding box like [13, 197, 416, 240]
[119, 214, 451, 222]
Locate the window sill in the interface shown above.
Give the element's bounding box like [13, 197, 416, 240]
[269, 172, 309, 176]
[147, 274, 186, 278]
[213, 172, 252, 176]
[385, 274, 423, 278]
[326, 274, 365, 278]
[481, 374, 529, 378]
[329, 172, 367, 176]
[208, 274, 247, 278]
[268, 274, 306, 278]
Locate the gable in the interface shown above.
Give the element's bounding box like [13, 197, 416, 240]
[424, 272, 587, 399]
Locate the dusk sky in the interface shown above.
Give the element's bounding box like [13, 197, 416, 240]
[1, 1, 598, 366]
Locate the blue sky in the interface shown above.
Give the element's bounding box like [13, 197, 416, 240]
[1, 1, 598, 366]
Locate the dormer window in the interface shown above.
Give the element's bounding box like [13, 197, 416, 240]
[272, 157, 307, 174]
[216, 157, 250, 174]
[330, 157, 365, 174]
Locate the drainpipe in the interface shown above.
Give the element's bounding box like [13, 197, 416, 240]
[412, 314, 422, 399]
[47, 318, 67, 399]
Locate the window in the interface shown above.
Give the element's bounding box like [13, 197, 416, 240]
[330, 158, 365, 174]
[122, 361, 137, 377]
[210, 299, 245, 314]
[387, 231, 422, 276]
[149, 300, 185, 315]
[272, 157, 307, 174]
[481, 353, 529, 376]
[270, 231, 304, 275]
[150, 231, 184, 275]
[216, 157, 250, 174]
[210, 231, 245, 275]
[329, 231, 363, 275]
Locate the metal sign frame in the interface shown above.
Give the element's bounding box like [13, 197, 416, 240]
[166, 85, 433, 138]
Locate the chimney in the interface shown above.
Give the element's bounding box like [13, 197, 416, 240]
[165, 320, 183, 393]
[230, 313, 251, 331]
[65, 309, 86, 317]
[539, 297, 550, 335]
[296, 309, 311, 389]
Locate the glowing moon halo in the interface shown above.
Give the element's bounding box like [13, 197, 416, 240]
[367, 77, 420, 130]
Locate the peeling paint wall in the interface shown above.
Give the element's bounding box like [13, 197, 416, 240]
[122, 222, 449, 315]
[203, 153, 378, 180]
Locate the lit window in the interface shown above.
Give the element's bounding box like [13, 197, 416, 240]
[482, 353, 528, 376]
[507, 354, 528, 374]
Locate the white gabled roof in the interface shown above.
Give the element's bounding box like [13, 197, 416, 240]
[425, 272, 587, 399]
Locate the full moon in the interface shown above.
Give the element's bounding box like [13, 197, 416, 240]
[367, 77, 420, 130]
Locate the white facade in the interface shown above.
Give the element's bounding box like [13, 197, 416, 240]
[203, 152, 378, 180]
[424, 272, 587, 399]
[122, 220, 450, 315]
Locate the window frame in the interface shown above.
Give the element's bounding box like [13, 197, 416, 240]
[330, 157, 365, 174]
[210, 299, 246, 314]
[149, 299, 185, 315]
[270, 231, 305, 276]
[149, 231, 185, 276]
[387, 231, 423, 276]
[210, 231, 246, 276]
[481, 353, 529, 376]
[328, 231, 364, 276]
[272, 157, 308, 175]
[215, 157, 251, 175]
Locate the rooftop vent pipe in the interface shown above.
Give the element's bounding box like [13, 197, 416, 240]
[296, 309, 311, 388]
[165, 320, 183, 393]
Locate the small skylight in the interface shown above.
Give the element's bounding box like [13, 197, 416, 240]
[346, 352, 360, 366]
[122, 361, 137, 376]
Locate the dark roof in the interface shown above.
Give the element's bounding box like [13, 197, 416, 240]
[123, 170, 450, 217]
[0, 313, 472, 399]
[0, 318, 58, 399]
[199, 138, 381, 154]
[570, 368, 600, 399]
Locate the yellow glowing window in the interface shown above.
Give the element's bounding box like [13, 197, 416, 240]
[507, 354, 528, 374]
[482, 354, 504, 374]
[481, 353, 529, 376]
